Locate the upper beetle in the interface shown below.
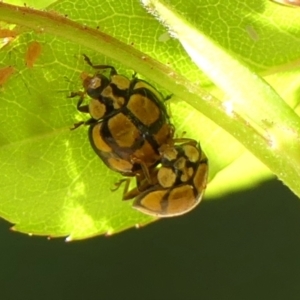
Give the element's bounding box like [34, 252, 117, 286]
[71, 55, 174, 179]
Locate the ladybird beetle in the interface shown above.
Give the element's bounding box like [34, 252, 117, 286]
[119, 140, 208, 217]
[71, 55, 174, 178]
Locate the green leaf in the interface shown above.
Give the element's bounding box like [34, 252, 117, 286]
[0, 0, 299, 239]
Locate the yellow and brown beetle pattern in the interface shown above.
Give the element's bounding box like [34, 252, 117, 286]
[71, 55, 174, 177]
[119, 140, 208, 217]
[71, 56, 209, 217]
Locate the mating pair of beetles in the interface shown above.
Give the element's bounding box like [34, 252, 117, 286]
[70, 55, 208, 217]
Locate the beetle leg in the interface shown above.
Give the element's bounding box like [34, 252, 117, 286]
[130, 157, 153, 184]
[82, 54, 117, 76]
[164, 94, 172, 101]
[70, 114, 98, 130]
[131, 71, 137, 79]
[70, 121, 85, 130]
[123, 168, 159, 201]
[111, 178, 140, 201]
[77, 104, 89, 114]
[111, 178, 129, 192]
[70, 118, 97, 130]
[68, 91, 83, 98]
[69, 91, 97, 130]
[123, 187, 141, 201]
[68, 91, 90, 113]
[140, 162, 152, 184]
[172, 138, 198, 145]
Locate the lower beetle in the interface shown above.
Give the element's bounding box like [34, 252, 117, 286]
[117, 140, 208, 217]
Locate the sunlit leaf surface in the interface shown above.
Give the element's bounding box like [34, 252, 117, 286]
[0, 0, 299, 239]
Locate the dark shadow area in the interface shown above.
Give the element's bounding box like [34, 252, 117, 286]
[1, 179, 300, 300]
